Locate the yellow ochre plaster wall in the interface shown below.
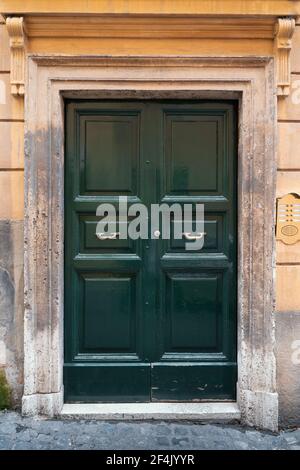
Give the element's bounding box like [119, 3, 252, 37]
[0, 1, 300, 423]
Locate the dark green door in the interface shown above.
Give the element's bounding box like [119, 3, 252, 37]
[64, 100, 237, 402]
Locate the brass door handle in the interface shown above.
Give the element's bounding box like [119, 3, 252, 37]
[183, 232, 206, 241]
[96, 232, 120, 240]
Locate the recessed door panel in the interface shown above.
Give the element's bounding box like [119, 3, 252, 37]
[165, 273, 221, 352]
[165, 114, 224, 196]
[80, 114, 140, 196]
[169, 214, 225, 253]
[80, 273, 137, 353]
[80, 215, 136, 254]
[151, 363, 237, 401]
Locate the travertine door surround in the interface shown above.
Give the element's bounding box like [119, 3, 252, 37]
[23, 55, 278, 431]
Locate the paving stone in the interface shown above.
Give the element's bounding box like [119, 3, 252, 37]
[235, 441, 250, 450]
[171, 437, 190, 446]
[0, 411, 299, 450]
[12, 441, 35, 450]
[154, 423, 170, 436]
[284, 435, 298, 444]
[156, 436, 171, 447]
[0, 423, 17, 434]
[283, 429, 300, 445]
[173, 425, 189, 436]
[0, 437, 13, 449]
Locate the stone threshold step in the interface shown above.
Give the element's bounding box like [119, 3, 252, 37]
[61, 402, 240, 421]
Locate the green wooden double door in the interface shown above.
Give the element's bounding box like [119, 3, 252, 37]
[64, 100, 237, 402]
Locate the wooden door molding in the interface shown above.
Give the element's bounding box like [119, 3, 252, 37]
[23, 54, 278, 431]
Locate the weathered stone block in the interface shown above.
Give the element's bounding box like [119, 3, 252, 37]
[0, 220, 24, 405]
[0, 74, 24, 120]
[276, 240, 300, 264]
[0, 171, 24, 219]
[291, 25, 300, 73]
[278, 122, 300, 170]
[276, 265, 300, 312]
[0, 24, 10, 72]
[0, 122, 24, 169]
[276, 171, 300, 198]
[278, 75, 300, 120]
[276, 312, 300, 427]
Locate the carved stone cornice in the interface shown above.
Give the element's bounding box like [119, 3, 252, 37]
[275, 17, 296, 96]
[2, 14, 298, 98]
[6, 16, 26, 96]
[24, 16, 276, 40]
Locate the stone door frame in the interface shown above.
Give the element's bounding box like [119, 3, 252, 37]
[23, 55, 278, 431]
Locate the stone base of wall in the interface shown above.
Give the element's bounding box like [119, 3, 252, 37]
[0, 220, 23, 406]
[276, 312, 300, 427]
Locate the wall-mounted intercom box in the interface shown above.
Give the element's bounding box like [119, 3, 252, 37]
[276, 193, 300, 245]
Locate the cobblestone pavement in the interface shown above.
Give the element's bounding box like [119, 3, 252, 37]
[0, 411, 300, 450]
